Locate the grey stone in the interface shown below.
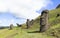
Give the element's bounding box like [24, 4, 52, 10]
[40, 10, 49, 32]
[9, 24, 13, 30]
[26, 19, 30, 29]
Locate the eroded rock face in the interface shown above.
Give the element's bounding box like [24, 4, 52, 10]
[9, 24, 13, 30]
[40, 10, 49, 32]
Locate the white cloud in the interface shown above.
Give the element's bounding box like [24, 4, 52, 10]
[0, 19, 15, 26]
[0, 20, 2, 23]
[0, 0, 52, 19]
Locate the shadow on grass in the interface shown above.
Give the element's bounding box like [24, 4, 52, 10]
[27, 31, 40, 33]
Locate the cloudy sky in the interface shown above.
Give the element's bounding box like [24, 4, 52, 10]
[0, 0, 60, 26]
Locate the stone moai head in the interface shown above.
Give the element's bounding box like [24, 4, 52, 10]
[40, 10, 49, 32]
[26, 19, 30, 29]
[9, 24, 13, 30]
[27, 19, 29, 21]
[41, 10, 49, 16]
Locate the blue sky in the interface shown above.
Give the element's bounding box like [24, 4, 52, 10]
[0, 0, 60, 26]
[46, 0, 60, 10]
[0, 12, 26, 26]
[36, 0, 60, 13]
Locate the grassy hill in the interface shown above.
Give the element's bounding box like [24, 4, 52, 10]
[30, 8, 60, 38]
[0, 8, 60, 38]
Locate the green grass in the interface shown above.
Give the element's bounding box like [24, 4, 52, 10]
[0, 8, 60, 38]
[0, 28, 17, 38]
[13, 28, 55, 38]
[0, 27, 56, 38]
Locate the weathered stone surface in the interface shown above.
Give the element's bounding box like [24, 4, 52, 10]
[40, 10, 49, 32]
[9, 24, 13, 30]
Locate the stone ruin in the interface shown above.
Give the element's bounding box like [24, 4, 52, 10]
[16, 23, 22, 27]
[9, 24, 13, 30]
[40, 10, 49, 32]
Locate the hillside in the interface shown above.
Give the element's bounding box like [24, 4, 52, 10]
[32, 8, 60, 28]
[18, 8, 60, 38]
[30, 8, 60, 38]
[0, 8, 60, 38]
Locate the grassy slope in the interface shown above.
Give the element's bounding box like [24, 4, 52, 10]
[0, 8, 60, 38]
[32, 8, 60, 29]
[0, 28, 18, 38]
[13, 8, 60, 38]
[30, 8, 60, 38]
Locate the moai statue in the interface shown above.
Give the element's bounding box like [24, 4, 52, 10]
[40, 10, 49, 32]
[26, 19, 30, 29]
[16, 23, 22, 27]
[9, 24, 13, 30]
[30, 19, 34, 25]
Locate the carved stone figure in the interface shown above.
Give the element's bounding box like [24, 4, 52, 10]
[9, 24, 13, 30]
[40, 10, 49, 32]
[26, 19, 30, 29]
[16, 23, 22, 27]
